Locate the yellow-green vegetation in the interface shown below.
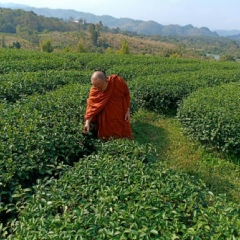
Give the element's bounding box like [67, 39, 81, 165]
[132, 110, 240, 203]
[1, 31, 181, 57]
[0, 49, 240, 239]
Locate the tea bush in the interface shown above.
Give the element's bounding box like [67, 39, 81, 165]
[0, 50, 82, 74]
[6, 140, 240, 239]
[0, 83, 91, 224]
[1, 49, 240, 239]
[129, 69, 240, 113]
[177, 83, 240, 155]
[0, 70, 92, 102]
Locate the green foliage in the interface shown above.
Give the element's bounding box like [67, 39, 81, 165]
[7, 140, 240, 239]
[1, 34, 7, 48]
[105, 47, 117, 54]
[131, 109, 240, 203]
[170, 53, 181, 58]
[76, 40, 87, 53]
[0, 49, 86, 74]
[0, 84, 91, 226]
[152, 35, 240, 57]
[40, 39, 54, 53]
[219, 54, 236, 62]
[129, 67, 240, 114]
[12, 41, 21, 49]
[119, 39, 130, 54]
[1, 49, 240, 239]
[0, 8, 86, 34]
[129, 74, 195, 113]
[177, 83, 240, 155]
[88, 23, 99, 46]
[0, 70, 91, 102]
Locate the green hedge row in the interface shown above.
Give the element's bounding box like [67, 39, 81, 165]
[0, 58, 83, 74]
[0, 70, 92, 102]
[2, 49, 240, 77]
[0, 83, 91, 223]
[129, 69, 240, 113]
[177, 83, 240, 155]
[0, 50, 132, 74]
[0, 49, 48, 61]
[5, 140, 240, 239]
[0, 50, 84, 74]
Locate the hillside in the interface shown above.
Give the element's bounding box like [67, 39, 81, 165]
[0, 8, 196, 57]
[0, 8, 84, 33]
[216, 29, 240, 37]
[0, 30, 182, 56]
[0, 3, 218, 37]
[1, 7, 240, 59]
[228, 34, 240, 41]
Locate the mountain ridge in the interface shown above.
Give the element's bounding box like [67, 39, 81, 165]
[0, 3, 219, 37]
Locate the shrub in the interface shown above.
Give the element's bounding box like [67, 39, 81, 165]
[12, 42, 21, 49]
[129, 73, 206, 113]
[6, 140, 240, 239]
[129, 69, 240, 114]
[177, 83, 240, 155]
[0, 49, 84, 74]
[0, 70, 92, 102]
[40, 39, 54, 53]
[119, 40, 130, 54]
[0, 83, 91, 225]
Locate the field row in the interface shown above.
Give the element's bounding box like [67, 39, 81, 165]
[1, 49, 240, 238]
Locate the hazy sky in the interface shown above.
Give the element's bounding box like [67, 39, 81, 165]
[1, 0, 240, 31]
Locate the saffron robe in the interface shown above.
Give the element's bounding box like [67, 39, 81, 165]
[84, 74, 133, 139]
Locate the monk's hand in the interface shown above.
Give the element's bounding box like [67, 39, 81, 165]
[125, 108, 131, 122]
[83, 122, 90, 134]
[83, 118, 92, 134]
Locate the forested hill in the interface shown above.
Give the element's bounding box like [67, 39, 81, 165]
[228, 34, 240, 41]
[0, 4, 218, 37]
[24, 7, 218, 37]
[0, 8, 86, 34]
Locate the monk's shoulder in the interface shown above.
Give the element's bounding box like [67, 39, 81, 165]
[108, 74, 126, 83]
[108, 74, 118, 81]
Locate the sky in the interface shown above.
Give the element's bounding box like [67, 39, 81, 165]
[1, 0, 240, 31]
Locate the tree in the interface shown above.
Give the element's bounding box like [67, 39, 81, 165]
[29, 32, 40, 45]
[88, 23, 99, 46]
[1, 34, 7, 48]
[77, 40, 87, 53]
[12, 41, 21, 49]
[96, 21, 103, 33]
[219, 54, 236, 62]
[119, 40, 130, 54]
[40, 39, 54, 53]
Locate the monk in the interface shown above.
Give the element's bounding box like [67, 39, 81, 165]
[84, 71, 133, 140]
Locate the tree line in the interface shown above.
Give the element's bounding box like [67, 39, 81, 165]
[0, 8, 88, 33]
[0, 8, 134, 36]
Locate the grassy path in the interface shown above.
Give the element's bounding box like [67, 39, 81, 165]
[132, 109, 240, 203]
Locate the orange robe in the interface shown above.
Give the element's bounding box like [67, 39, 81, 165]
[84, 74, 133, 140]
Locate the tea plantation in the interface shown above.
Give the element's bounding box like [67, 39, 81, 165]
[0, 48, 240, 239]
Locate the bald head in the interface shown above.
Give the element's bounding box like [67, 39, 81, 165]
[91, 71, 107, 83]
[91, 71, 108, 92]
